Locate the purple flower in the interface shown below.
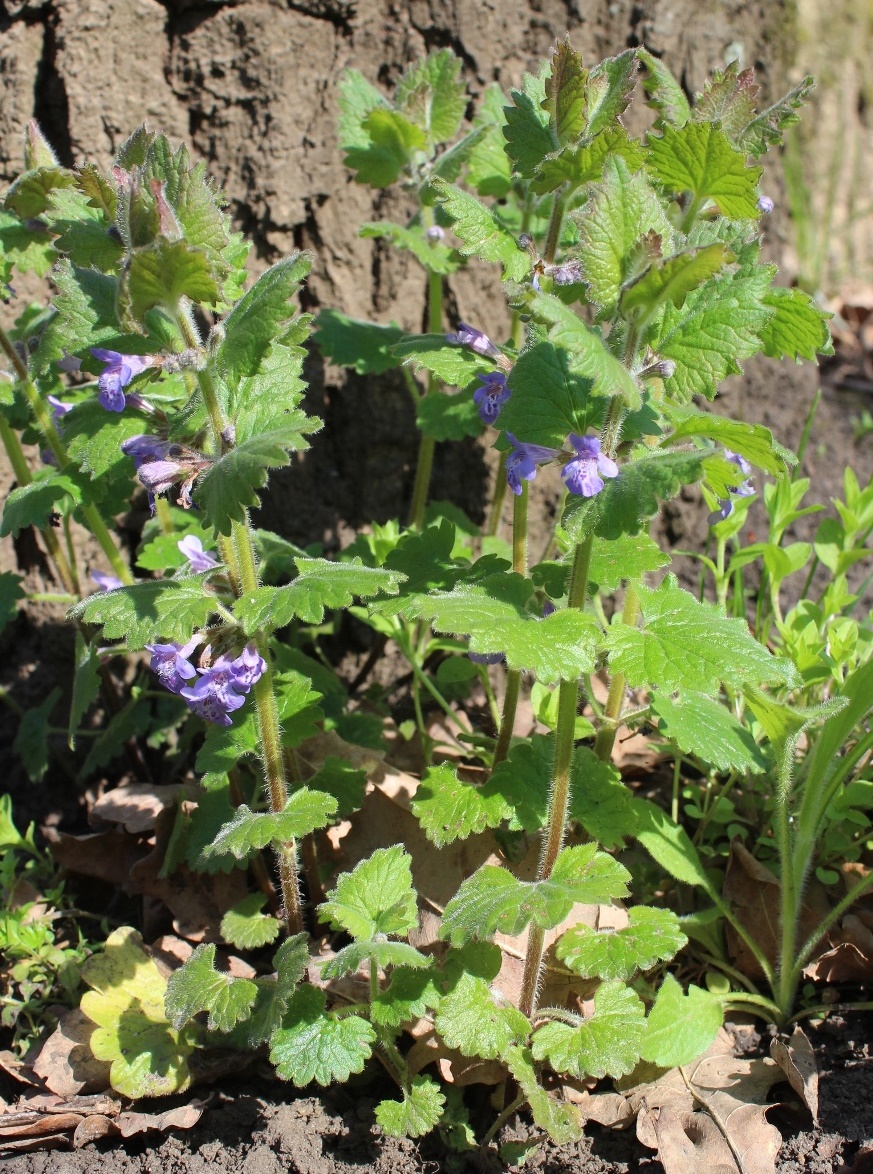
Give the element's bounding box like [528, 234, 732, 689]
[121, 433, 172, 470]
[228, 643, 267, 691]
[183, 692, 238, 727]
[546, 259, 583, 285]
[90, 569, 124, 592]
[707, 449, 755, 525]
[562, 434, 619, 498]
[90, 348, 152, 412]
[137, 459, 184, 496]
[505, 432, 559, 496]
[426, 225, 445, 242]
[182, 660, 248, 713]
[178, 535, 218, 573]
[469, 651, 504, 665]
[541, 599, 556, 618]
[473, 371, 511, 425]
[145, 638, 199, 694]
[445, 322, 501, 360]
[47, 395, 73, 424]
[179, 644, 266, 725]
[758, 195, 774, 214]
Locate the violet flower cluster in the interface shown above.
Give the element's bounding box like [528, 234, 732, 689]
[121, 434, 206, 512]
[505, 432, 619, 498]
[90, 348, 153, 412]
[146, 639, 266, 726]
[708, 449, 755, 524]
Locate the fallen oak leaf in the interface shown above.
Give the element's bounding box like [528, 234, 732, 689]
[90, 782, 185, 834]
[32, 1009, 112, 1098]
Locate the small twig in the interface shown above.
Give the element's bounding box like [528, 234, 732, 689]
[678, 1064, 747, 1173]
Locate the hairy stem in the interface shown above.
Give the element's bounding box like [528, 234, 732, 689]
[492, 482, 529, 769]
[594, 584, 639, 762]
[519, 535, 593, 1017]
[408, 268, 444, 529]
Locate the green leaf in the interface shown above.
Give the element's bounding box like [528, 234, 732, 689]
[417, 390, 483, 440]
[376, 1075, 445, 1139]
[33, 262, 140, 373]
[197, 423, 317, 536]
[392, 332, 493, 386]
[426, 125, 490, 193]
[433, 180, 531, 282]
[646, 122, 762, 218]
[270, 985, 375, 1086]
[408, 571, 600, 684]
[532, 981, 646, 1079]
[319, 845, 418, 940]
[217, 253, 311, 382]
[120, 238, 220, 328]
[246, 934, 311, 1046]
[759, 287, 833, 362]
[575, 155, 674, 321]
[639, 973, 723, 1067]
[584, 50, 638, 138]
[466, 85, 513, 197]
[657, 266, 774, 401]
[638, 49, 692, 129]
[320, 940, 430, 979]
[435, 972, 530, 1059]
[737, 75, 815, 156]
[232, 337, 315, 442]
[314, 309, 406, 375]
[343, 108, 427, 188]
[302, 756, 367, 819]
[633, 798, 713, 890]
[0, 571, 23, 637]
[498, 342, 595, 449]
[14, 687, 60, 783]
[220, 893, 281, 950]
[68, 631, 101, 750]
[529, 291, 641, 407]
[337, 69, 389, 150]
[569, 746, 641, 849]
[63, 398, 158, 481]
[80, 926, 194, 1098]
[47, 187, 123, 272]
[164, 943, 257, 1033]
[440, 845, 631, 946]
[201, 791, 338, 864]
[136, 522, 216, 573]
[620, 244, 732, 320]
[233, 559, 405, 633]
[395, 49, 467, 145]
[485, 735, 552, 833]
[504, 74, 555, 178]
[556, 907, 687, 981]
[587, 532, 669, 590]
[371, 966, 442, 1028]
[72, 577, 219, 650]
[4, 165, 75, 219]
[543, 39, 588, 145]
[506, 1046, 583, 1145]
[662, 407, 788, 475]
[532, 126, 646, 195]
[359, 221, 460, 274]
[651, 691, 768, 774]
[561, 450, 707, 544]
[1, 474, 82, 537]
[0, 213, 56, 277]
[604, 575, 798, 693]
[694, 62, 759, 142]
[411, 762, 509, 847]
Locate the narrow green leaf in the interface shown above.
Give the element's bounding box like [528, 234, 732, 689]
[68, 631, 101, 750]
[217, 253, 312, 382]
[637, 49, 692, 129]
[620, 244, 732, 320]
[584, 50, 638, 138]
[633, 798, 713, 889]
[543, 39, 588, 145]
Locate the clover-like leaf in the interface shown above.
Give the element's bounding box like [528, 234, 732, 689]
[201, 791, 337, 864]
[220, 893, 281, 950]
[440, 845, 631, 946]
[646, 121, 762, 219]
[433, 179, 531, 282]
[164, 943, 258, 1033]
[435, 972, 530, 1059]
[640, 973, 723, 1068]
[376, 1075, 445, 1139]
[80, 926, 194, 1098]
[531, 980, 646, 1078]
[408, 571, 600, 684]
[651, 691, 768, 774]
[319, 845, 418, 941]
[605, 575, 798, 693]
[556, 907, 687, 982]
[270, 986, 375, 1086]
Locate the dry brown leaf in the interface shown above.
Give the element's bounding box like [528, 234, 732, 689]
[43, 826, 151, 888]
[90, 783, 184, 834]
[296, 729, 384, 775]
[770, 1026, 819, 1123]
[723, 840, 830, 979]
[32, 1010, 111, 1098]
[804, 939, 871, 983]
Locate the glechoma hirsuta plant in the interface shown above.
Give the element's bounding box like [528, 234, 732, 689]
[0, 35, 871, 1151]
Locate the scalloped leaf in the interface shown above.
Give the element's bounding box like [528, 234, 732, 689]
[319, 845, 418, 940]
[639, 973, 723, 1067]
[543, 38, 588, 146]
[220, 893, 281, 950]
[217, 253, 311, 382]
[435, 972, 530, 1059]
[433, 179, 531, 282]
[164, 943, 257, 1033]
[651, 691, 768, 774]
[320, 940, 430, 979]
[410, 761, 509, 847]
[71, 576, 219, 650]
[392, 332, 493, 386]
[759, 287, 833, 362]
[439, 845, 631, 946]
[395, 49, 467, 145]
[646, 122, 762, 218]
[531, 980, 646, 1078]
[200, 791, 337, 864]
[556, 907, 687, 982]
[376, 1075, 445, 1139]
[270, 986, 375, 1086]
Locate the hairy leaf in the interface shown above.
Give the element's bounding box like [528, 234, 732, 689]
[433, 180, 531, 281]
[246, 934, 311, 1045]
[557, 907, 687, 981]
[371, 966, 442, 1028]
[499, 341, 596, 448]
[637, 49, 692, 129]
[738, 75, 815, 156]
[343, 108, 426, 188]
[411, 762, 509, 846]
[620, 244, 733, 320]
[543, 39, 588, 145]
[270, 986, 375, 1086]
[652, 691, 768, 774]
[320, 939, 430, 979]
[532, 126, 646, 194]
[504, 73, 555, 178]
[533, 982, 646, 1079]
[319, 845, 418, 940]
[435, 972, 530, 1059]
[220, 893, 281, 950]
[120, 238, 220, 328]
[164, 943, 257, 1033]
[585, 50, 638, 137]
[376, 1075, 445, 1139]
[337, 69, 389, 150]
[71, 576, 219, 650]
[646, 122, 762, 219]
[201, 791, 338, 863]
[218, 253, 311, 382]
[392, 332, 493, 386]
[662, 407, 788, 475]
[759, 287, 832, 363]
[0, 474, 82, 537]
[640, 973, 723, 1067]
[395, 49, 467, 145]
[507, 1046, 583, 1144]
[587, 532, 670, 590]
